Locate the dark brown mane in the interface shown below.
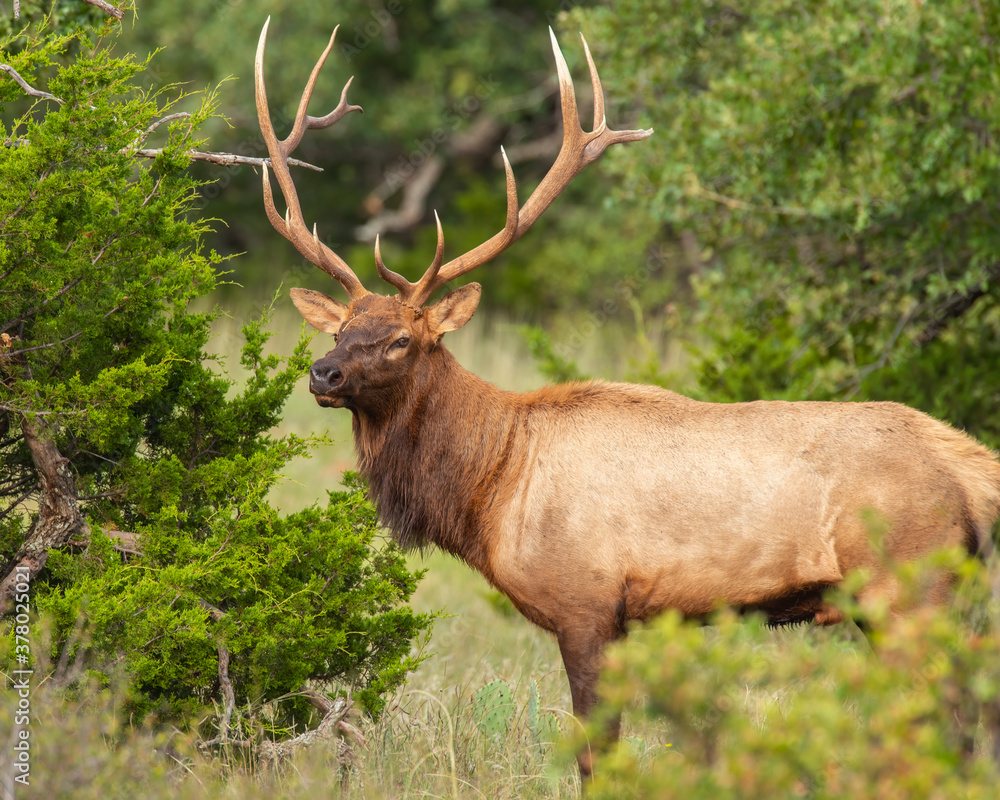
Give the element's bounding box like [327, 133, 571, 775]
[354, 346, 521, 579]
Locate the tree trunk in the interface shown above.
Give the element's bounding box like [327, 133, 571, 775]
[0, 415, 84, 614]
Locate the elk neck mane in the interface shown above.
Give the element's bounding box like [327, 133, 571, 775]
[350, 343, 524, 578]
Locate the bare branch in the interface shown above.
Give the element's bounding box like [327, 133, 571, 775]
[82, 0, 123, 20]
[217, 643, 236, 741]
[356, 155, 444, 242]
[2, 131, 323, 173]
[0, 416, 86, 613]
[198, 599, 225, 621]
[0, 64, 63, 104]
[255, 695, 359, 763]
[3, 329, 85, 357]
[2, 65, 325, 173]
[915, 262, 1000, 346]
[144, 112, 191, 136]
[0, 402, 86, 417]
[96, 528, 142, 555]
[1, 276, 84, 334]
[0, 485, 36, 526]
[133, 148, 323, 171]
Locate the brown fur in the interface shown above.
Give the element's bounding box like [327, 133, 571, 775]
[289, 290, 1000, 780]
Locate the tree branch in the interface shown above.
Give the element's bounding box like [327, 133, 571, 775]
[0, 484, 36, 526]
[3, 329, 86, 358]
[254, 695, 361, 764]
[66, 527, 139, 556]
[915, 263, 1000, 346]
[0, 64, 62, 103]
[0, 84, 322, 172]
[1, 136, 322, 172]
[0, 415, 86, 614]
[217, 642, 236, 741]
[144, 112, 191, 135]
[132, 148, 323, 171]
[83, 0, 123, 20]
[356, 155, 445, 242]
[1, 276, 84, 334]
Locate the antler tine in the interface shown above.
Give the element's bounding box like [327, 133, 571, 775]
[376, 212, 450, 308]
[255, 18, 369, 301]
[397, 29, 651, 303]
[580, 34, 606, 132]
[373, 234, 410, 295]
[402, 212, 449, 306]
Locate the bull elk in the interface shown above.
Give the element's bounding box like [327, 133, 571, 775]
[254, 19, 1000, 778]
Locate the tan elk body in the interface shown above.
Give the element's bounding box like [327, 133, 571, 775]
[254, 19, 1000, 778]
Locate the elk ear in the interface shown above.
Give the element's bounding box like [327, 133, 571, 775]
[290, 288, 349, 334]
[426, 282, 481, 337]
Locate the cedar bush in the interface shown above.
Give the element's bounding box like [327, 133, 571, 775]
[580, 551, 1000, 798]
[0, 8, 431, 742]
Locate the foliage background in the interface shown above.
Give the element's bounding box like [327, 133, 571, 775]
[568, 0, 1000, 450]
[49, 0, 995, 451]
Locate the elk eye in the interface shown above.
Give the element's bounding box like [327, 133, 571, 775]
[393, 336, 410, 349]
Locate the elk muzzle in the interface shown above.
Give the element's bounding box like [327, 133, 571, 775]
[309, 355, 348, 407]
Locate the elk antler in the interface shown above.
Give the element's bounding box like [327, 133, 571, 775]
[377, 28, 653, 308]
[255, 18, 369, 300]
[257, 22, 651, 308]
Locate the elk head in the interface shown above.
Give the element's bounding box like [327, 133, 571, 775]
[254, 17, 651, 415]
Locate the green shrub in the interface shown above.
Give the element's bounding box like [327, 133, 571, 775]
[1, 11, 431, 743]
[581, 552, 1000, 798]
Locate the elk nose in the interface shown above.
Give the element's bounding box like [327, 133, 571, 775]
[309, 362, 343, 395]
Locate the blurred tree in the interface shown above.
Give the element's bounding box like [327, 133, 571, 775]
[571, 0, 1000, 446]
[0, 0, 109, 40]
[0, 7, 430, 740]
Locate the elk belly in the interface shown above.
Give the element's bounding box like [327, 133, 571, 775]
[496, 445, 848, 625]
[609, 464, 847, 619]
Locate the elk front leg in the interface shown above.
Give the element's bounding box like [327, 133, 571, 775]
[558, 626, 623, 781]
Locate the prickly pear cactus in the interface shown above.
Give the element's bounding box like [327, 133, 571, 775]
[527, 679, 561, 747]
[472, 679, 515, 740]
